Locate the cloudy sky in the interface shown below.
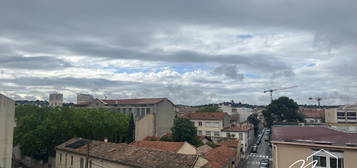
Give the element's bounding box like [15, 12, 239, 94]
[1, 0, 357, 105]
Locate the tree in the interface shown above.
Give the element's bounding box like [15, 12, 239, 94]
[14, 105, 129, 159]
[247, 113, 260, 136]
[198, 106, 222, 112]
[171, 117, 203, 147]
[126, 113, 135, 143]
[263, 96, 304, 127]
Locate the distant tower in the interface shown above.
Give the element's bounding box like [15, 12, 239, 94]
[77, 94, 94, 104]
[49, 93, 63, 107]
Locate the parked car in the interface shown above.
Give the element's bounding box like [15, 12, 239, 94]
[259, 159, 269, 168]
[251, 145, 258, 153]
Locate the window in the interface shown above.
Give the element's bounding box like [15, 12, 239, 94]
[71, 156, 73, 166]
[239, 133, 243, 140]
[205, 121, 220, 128]
[313, 156, 326, 167]
[65, 153, 67, 167]
[59, 153, 62, 164]
[89, 160, 92, 168]
[128, 108, 132, 113]
[80, 158, 84, 168]
[206, 131, 211, 136]
[226, 133, 231, 137]
[198, 121, 202, 126]
[123, 108, 127, 113]
[198, 130, 202, 136]
[146, 108, 151, 114]
[141, 108, 145, 116]
[337, 112, 346, 120]
[330, 158, 344, 168]
[214, 131, 220, 137]
[347, 112, 357, 120]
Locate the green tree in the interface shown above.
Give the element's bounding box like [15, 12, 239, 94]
[14, 106, 129, 158]
[126, 113, 135, 143]
[198, 106, 222, 112]
[171, 117, 203, 147]
[247, 113, 260, 136]
[263, 96, 304, 127]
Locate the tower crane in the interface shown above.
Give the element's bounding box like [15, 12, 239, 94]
[309, 97, 323, 107]
[264, 85, 298, 102]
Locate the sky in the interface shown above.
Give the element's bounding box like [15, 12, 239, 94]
[1, 0, 357, 105]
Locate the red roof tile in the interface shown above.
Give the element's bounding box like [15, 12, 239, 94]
[272, 127, 357, 146]
[218, 140, 240, 148]
[131, 141, 185, 153]
[205, 146, 237, 168]
[222, 123, 253, 132]
[184, 112, 229, 120]
[299, 108, 325, 118]
[142, 136, 161, 141]
[101, 98, 166, 105]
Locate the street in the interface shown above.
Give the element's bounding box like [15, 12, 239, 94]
[240, 128, 272, 168]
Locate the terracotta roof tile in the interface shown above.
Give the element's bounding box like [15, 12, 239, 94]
[218, 140, 240, 148]
[131, 141, 185, 153]
[101, 98, 166, 105]
[56, 138, 198, 168]
[299, 108, 325, 118]
[272, 126, 357, 146]
[204, 146, 237, 168]
[197, 145, 213, 155]
[184, 112, 229, 120]
[222, 123, 253, 132]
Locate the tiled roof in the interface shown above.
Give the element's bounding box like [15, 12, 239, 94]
[222, 123, 253, 132]
[204, 146, 237, 168]
[142, 136, 161, 141]
[218, 140, 240, 148]
[197, 145, 213, 155]
[299, 108, 325, 118]
[56, 138, 199, 168]
[131, 141, 185, 153]
[272, 126, 357, 147]
[101, 98, 166, 105]
[184, 112, 229, 120]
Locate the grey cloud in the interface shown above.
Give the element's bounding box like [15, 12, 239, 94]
[213, 64, 244, 80]
[0, 77, 139, 90]
[0, 55, 72, 70]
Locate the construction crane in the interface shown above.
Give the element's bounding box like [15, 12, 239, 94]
[264, 86, 298, 102]
[309, 97, 323, 107]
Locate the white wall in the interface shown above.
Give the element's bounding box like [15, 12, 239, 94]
[0, 94, 15, 168]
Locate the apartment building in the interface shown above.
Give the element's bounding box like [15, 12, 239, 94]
[184, 112, 231, 140]
[82, 98, 175, 140]
[49, 93, 63, 107]
[325, 105, 357, 123]
[218, 103, 253, 123]
[56, 138, 208, 168]
[271, 126, 357, 168]
[299, 107, 325, 123]
[0, 94, 15, 168]
[221, 123, 254, 153]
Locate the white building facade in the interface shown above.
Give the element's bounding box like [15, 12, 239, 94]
[221, 124, 254, 153]
[0, 94, 15, 168]
[49, 93, 63, 107]
[218, 103, 254, 123]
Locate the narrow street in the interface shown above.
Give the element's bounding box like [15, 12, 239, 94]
[240, 128, 272, 168]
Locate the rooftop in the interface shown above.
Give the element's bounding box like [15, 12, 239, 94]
[184, 112, 229, 120]
[204, 146, 237, 168]
[222, 123, 253, 132]
[101, 98, 167, 105]
[272, 126, 357, 147]
[299, 108, 325, 118]
[56, 138, 199, 168]
[131, 141, 186, 153]
[217, 140, 240, 148]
